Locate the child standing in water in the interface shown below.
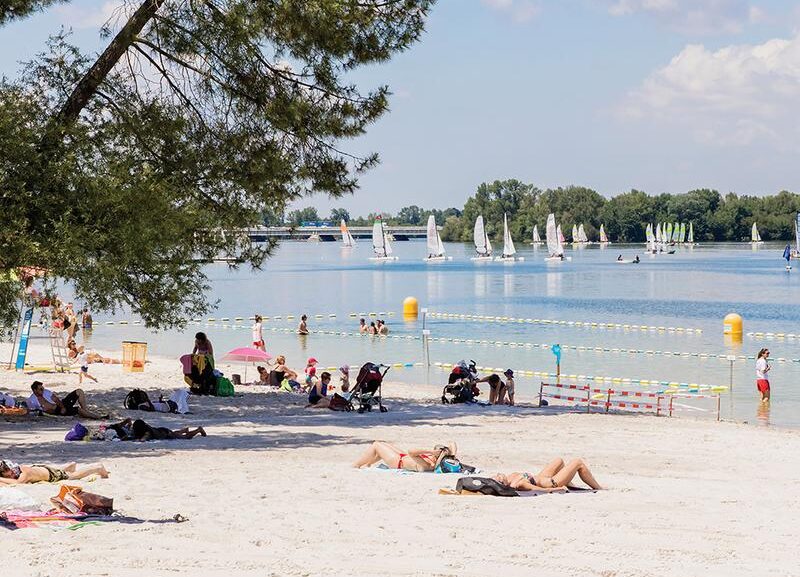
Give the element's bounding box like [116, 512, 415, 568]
[755, 348, 771, 403]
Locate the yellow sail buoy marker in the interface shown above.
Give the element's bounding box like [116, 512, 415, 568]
[723, 312, 743, 339]
[403, 296, 418, 319]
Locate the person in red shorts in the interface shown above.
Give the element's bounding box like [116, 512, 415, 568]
[755, 348, 771, 403]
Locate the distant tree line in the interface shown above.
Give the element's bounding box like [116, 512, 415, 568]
[266, 180, 800, 242]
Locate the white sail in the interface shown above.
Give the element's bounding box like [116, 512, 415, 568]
[673, 222, 680, 243]
[751, 222, 761, 242]
[502, 213, 516, 257]
[474, 215, 492, 256]
[383, 224, 394, 256]
[557, 224, 565, 244]
[578, 224, 588, 243]
[532, 225, 541, 243]
[599, 224, 608, 243]
[679, 223, 686, 243]
[688, 222, 694, 243]
[426, 215, 441, 257]
[341, 220, 355, 247]
[795, 214, 800, 253]
[546, 213, 562, 257]
[655, 223, 662, 243]
[571, 224, 579, 243]
[372, 220, 385, 256]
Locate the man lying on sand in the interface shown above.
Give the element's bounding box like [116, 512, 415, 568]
[0, 460, 109, 484]
[27, 381, 108, 419]
[493, 457, 603, 492]
[353, 441, 456, 472]
[106, 418, 206, 441]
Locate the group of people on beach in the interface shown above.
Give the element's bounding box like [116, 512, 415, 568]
[352, 441, 603, 492]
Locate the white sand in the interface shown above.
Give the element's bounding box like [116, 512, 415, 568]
[1, 343, 799, 577]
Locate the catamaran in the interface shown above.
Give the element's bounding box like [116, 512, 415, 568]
[340, 219, 356, 248]
[369, 218, 398, 261]
[751, 222, 763, 244]
[577, 224, 589, 244]
[496, 213, 523, 261]
[531, 224, 543, 245]
[472, 215, 493, 261]
[599, 224, 609, 244]
[545, 213, 571, 261]
[424, 215, 451, 261]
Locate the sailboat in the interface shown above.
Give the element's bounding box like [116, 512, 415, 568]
[666, 222, 674, 244]
[645, 224, 657, 254]
[471, 215, 493, 261]
[679, 223, 686, 244]
[369, 217, 398, 261]
[577, 224, 589, 244]
[545, 213, 571, 262]
[751, 222, 763, 244]
[424, 215, 451, 261]
[687, 222, 695, 244]
[599, 224, 609, 244]
[531, 224, 543, 245]
[793, 214, 800, 258]
[557, 224, 566, 245]
[496, 213, 523, 261]
[571, 224, 579, 244]
[340, 219, 356, 248]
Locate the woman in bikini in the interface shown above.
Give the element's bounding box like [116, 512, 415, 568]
[352, 441, 456, 472]
[0, 460, 109, 484]
[493, 457, 603, 492]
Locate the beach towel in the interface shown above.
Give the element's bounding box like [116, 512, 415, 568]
[169, 389, 190, 414]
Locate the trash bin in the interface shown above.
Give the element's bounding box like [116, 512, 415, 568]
[122, 341, 147, 373]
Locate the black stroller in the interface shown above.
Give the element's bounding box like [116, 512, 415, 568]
[349, 362, 389, 413]
[441, 360, 480, 404]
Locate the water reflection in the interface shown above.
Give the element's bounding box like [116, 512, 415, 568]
[756, 401, 770, 425]
[504, 273, 515, 298]
[474, 271, 488, 299]
[546, 272, 561, 298]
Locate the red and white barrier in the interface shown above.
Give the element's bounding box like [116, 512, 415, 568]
[539, 382, 720, 421]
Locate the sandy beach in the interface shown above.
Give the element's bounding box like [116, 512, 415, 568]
[2, 343, 799, 577]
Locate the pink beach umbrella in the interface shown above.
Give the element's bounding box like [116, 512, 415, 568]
[221, 347, 272, 381]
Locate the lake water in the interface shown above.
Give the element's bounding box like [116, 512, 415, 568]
[63, 240, 800, 428]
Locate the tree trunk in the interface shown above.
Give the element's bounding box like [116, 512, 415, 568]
[56, 0, 163, 126]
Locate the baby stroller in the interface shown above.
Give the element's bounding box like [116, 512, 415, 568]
[350, 362, 389, 413]
[441, 360, 480, 404]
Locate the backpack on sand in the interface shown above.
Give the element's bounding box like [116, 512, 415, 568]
[124, 389, 151, 411]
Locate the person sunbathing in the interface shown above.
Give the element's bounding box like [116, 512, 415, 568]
[0, 460, 109, 484]
[27, 381, 107, 419]
[493, 457, 603, 491]
[130, 418, 206, 441]
[353, 441, 456, 472]
[66, 340, 120, 364]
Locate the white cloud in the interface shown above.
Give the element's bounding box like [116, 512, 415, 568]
[481, 0, 540, 24]
[54, 0, 132, 30]
[604, 0, 762, 35]
[619, 34, 800, 148]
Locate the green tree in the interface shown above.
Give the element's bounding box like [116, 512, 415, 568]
[287, 207, 320, 226]
[0, 1, 435, 328]
[329, 208, 350, 224]
[397, 205, 424, 225]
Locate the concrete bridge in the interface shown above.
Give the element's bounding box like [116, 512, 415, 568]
[240, 225, 428, 242]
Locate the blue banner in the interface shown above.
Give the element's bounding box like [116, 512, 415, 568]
[15, 307, 34, 370]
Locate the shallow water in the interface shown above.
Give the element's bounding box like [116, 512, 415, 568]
[48, 240, 800, 428]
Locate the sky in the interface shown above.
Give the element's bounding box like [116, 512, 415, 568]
[2, 0, 800, 215]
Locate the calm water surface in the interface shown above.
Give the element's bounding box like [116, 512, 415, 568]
[69, 241, 800, 427]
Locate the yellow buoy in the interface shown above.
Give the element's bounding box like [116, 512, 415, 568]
[403, 296, 418, 319]
[723, 313, 743, 336]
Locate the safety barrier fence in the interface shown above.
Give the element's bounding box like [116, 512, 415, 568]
[539, 382, 721, 420]
[428, 311, 703, 334]
[747, 331, 800, 340]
